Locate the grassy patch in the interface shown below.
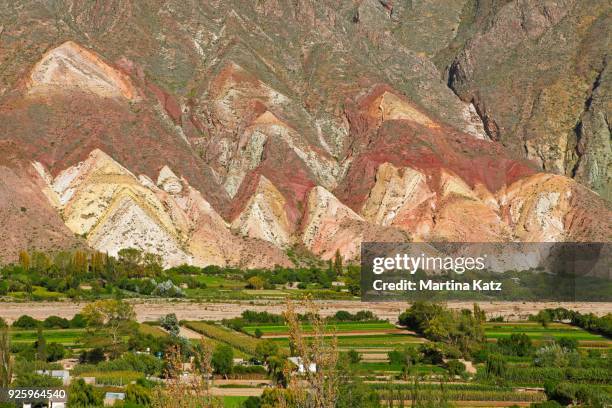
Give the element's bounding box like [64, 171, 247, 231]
[484, 322, 610, 344]
[222, 396, 249, 408]
[243, 321, 396, 336]
[184, 322, 261, 356]
[10, 328, 85, 345]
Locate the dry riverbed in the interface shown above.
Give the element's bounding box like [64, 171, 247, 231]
[1, 300, 610, 323]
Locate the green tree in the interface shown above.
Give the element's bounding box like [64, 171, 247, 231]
[35, 327, 47, 362]
[46, 343, 66, 362]
[18, 250, 30, 270]
[347, 349, 361, 364]
[0, 328, 12, 387]
[126, 383, 152, 405]
[247, 276, 265, 290]
[12, 373, 62, 388]
[255, 341, 278, 363]
[118, 248, 144, 277]
[81, 299, 136, 357]
[160, 313, 180, 336]
[445, 359, 466, 376]
[333, 249, 343, 276]
[68, 378, 103, 407]
[12, 315, 39, 329]
[484, 353, 507, 378]
[498, 333, 532, 356]
[212, 344, 234, 378]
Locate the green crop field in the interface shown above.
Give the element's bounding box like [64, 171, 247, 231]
[222, 396, 249, 407]
[10, 328, 85, 345]
[269, 333, 424, 349]
[184, 321, 262, 356]
[484, 322, 610, 344]
[243, 321, 397, 336]
[354, 362, 446, 375]
[138, 323, 169, 338]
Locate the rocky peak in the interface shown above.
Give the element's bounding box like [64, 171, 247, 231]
[26, 41, 137, 100]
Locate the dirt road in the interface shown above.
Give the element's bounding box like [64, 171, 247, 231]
[0, 300, 610, 323]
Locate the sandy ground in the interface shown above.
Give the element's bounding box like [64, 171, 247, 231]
[0, 300, 610, 323]
[210, 387, 263, 397]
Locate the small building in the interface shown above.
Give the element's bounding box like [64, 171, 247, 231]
[104, 392, 126, 406]
[35, 369, 70, 385]
[287, 357, 316, 374]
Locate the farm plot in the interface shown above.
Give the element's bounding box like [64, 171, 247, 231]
[484, 322, 611, 346]
[9, 328, 85, 346]
[374, 383, 546, 405]
[183, 321, 261, 356]
[242, 321, 401, 337]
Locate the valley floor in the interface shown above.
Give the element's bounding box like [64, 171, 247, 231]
[1, 300, 610, 323]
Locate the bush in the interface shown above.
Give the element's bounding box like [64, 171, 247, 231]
[152, 280, 185, 298]
[68, 378, 103, 406]
[70, 313, 87, 328]
[242, 396, 261, 408]
[419, 343, 444, 365]
[12, 373, 62, 387]
[484, 354, 507, 378]
[125, 383, 152, 405]
[212, 344, 234, 377]
[79, 347, 106, 364]
[46, 343, 66, 362]
[497, 333, 532, 357]
[12, 315, 40, 329]
[232, 365, 267, 376]
[159, 313, 179, 336]
[556, 337, 578, 351]
[446, 359, 466, 376]
[43, 316, 70, 329]
[534, 343, 580, 368]
[347, 349, 361, 364]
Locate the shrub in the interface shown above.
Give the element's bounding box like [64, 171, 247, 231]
[46, 343, 66, 362]
[79, 348, 106, 364]
[159, 313, 179, 336]
[556, 337, 578, 351]
[70, 313, 87, 328]
[347, 349, 361, 364]
[212, 344, 234, 377]
[419, 343, 444, 365]
[126, 383, 152, 405]
[43, 316, 70, 329]
[534, 343, 580, 368]
[151, 280, 184, 297]
[497, 333, 532, 357]
[12, 373, 62, 387]
[232, 365, 267, 376]
[446, 359, 466, 376]
[68, 378, 103, 405]
[12, 315, 40, 329]
[484, 354, 507, 378]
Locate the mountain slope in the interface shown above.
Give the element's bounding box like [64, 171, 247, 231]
[0, 1, 609, 267]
